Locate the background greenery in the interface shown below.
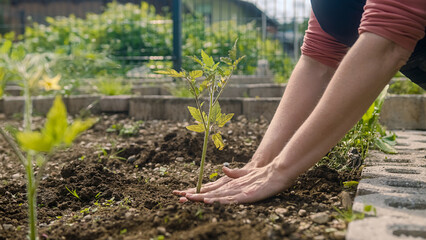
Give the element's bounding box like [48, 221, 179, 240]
[0, 1, 294, 97]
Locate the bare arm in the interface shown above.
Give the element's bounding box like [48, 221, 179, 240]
[186, 32, 411, 204]
[174, 55, 334, 197]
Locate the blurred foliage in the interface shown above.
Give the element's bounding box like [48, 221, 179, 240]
[319, 86, 397, 170]
[0, 1, 293, 96]
[93, 77, 132, 96]
[389, 79, 425, 95]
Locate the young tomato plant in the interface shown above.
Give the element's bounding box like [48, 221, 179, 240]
[157, 41, 244, 193]
[0, 53, 96, 240]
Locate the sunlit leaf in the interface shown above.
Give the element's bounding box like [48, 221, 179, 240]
[362, 102, 375, 123]
[0, 40, 12, 55]
[343, 181, 359, 188]
[212, 132, 225, 150]
[155, 69, 184, 78]
[16, 131, 53, 152]
[217, 113, 234, 127]
[210, 103, 221, 123]
[189, 70, 203, 79]
[190, 56, 203, 66]
[201, 50, 214, 68]
[186, 124, 205, 133]
[228, 39, 237, 60]
[64, 118, 97, 145]
[43, 96, 68, 145]
[188, 106, 204, 123]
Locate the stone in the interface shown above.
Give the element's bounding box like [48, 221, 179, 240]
[2, 224, 14, 231]
[157, 226, 166, 235]
[298, 209, 307, 217]
[275, 207, 289, 217]
[311, 212, 330, 224]
[332, 231, 346, 240]
[341, 191, 352, 210]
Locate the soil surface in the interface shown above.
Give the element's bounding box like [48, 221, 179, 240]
[0, 114, 360, 240]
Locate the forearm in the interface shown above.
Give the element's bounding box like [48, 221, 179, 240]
[275, 33, 411, 178]
[253, 55, 334, 167]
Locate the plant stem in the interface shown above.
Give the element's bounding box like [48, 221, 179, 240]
[196, 85, 214, 193]
[23, 79, 32, 131]
[25, 152, 37, 240]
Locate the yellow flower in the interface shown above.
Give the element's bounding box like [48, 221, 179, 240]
[39, 74, 61, 91]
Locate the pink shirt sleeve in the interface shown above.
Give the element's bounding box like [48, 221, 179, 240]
[301, 11, 349, 69]
[359, 0, 426, 52]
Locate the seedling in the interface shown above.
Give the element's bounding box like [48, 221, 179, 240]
[157, 40, 244, 193]
[66, 186, 81, 200]
[334, 204, 376, 223]
[0, 53, 96, 240]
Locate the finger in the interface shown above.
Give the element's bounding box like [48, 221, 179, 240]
[204, 195, 240, 204]
[173, 176, 232, 196]
[222, 166, 250, 178]
[185, 187, 241, 202]
[179, 197, 189, 203]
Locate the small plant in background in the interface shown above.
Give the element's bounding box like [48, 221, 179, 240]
[157, 40, 244, 193]
[334, 204, 377, 223]
[106, 121, 143, 137]
[66, 186, 81, 200]
[94, 77, 132, 96]
[0, 54, 96, 240]
[320, 85, 397, 170]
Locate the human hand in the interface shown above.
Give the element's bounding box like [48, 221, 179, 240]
[173, 163, 255, 202]
[182, 162, 295, 204]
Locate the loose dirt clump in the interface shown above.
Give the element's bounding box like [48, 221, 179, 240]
[0, 114, 359, 240]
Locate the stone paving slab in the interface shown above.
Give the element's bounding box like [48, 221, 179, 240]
[347, 216, 426, 240]
[347, 130, 426, 240]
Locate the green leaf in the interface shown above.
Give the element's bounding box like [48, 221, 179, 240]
[190, 56, 203, 66]
[217, 113, 234, 127]
[43, 96, 68, 146]
[63, 118, 97, 145]
[212, 132, 225, 150]
[343, 181, 359, 188]
[209, 172, 218, 180]
[189, 70, 203, 79]
[155, 69, 184, 78]
[188, 106, 204, 123]
[201, 50, 214, 68]
[0, 40, 12, 55]
[186, 124, 205, 133]
[381, 134, 397, 146]
[16, 131, 53, 152]
[229, 39, 238, 60]
[220, 57, 232, 65]
[362, 102, 375, 123]
[374, 138, 398, 154]
[210, 103, 221, 123]
[211, 62, 220, 71]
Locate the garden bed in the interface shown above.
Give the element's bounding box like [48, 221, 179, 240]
[0, 114, 360, 240]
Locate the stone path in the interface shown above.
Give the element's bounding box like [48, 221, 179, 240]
[347, 130, 426, 240]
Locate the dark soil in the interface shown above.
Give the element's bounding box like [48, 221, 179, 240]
[0, 114, 360, 240]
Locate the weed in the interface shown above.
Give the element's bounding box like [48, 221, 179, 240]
[334, 204, 376, 223]
[106, 121, 143, 137]
[94, 77, 132, 96]
[65, 186, 81, 200]
[157, 40, 244, 193]
[320, 86, 397, 170]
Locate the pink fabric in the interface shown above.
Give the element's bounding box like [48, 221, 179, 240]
[301, 11, 349, 68]
[359, 0, 426, 52]
[301, 0, 426, 67]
